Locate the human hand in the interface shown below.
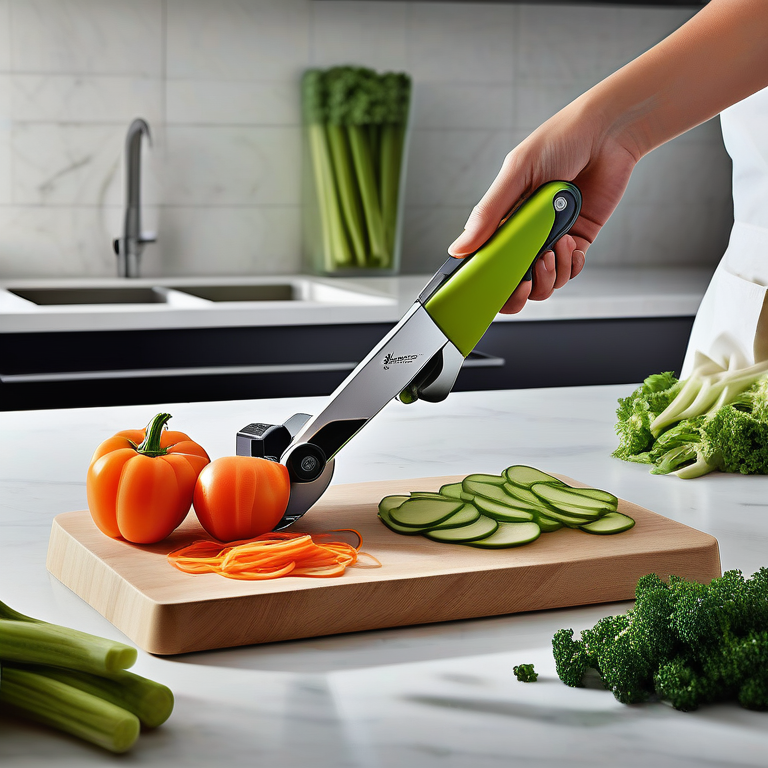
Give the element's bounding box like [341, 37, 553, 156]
[447, 94, 640, 313]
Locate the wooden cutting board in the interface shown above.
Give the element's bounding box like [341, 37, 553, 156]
[46, 475, 721, 655]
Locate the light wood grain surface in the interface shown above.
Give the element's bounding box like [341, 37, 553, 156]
[46, 475, 721, 655]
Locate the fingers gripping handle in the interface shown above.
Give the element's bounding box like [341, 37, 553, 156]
[424, 181, 581, 357]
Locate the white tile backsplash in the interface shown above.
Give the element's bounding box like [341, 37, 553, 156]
[11, 75, 164, 124]
[406, 129, 513, 207]
[311, 1, 408, 71]
[9, 0, 163, 76]
[0, 0, 735, 279]
[166, 80, 300, 126]
[0, 0, 10, 72]
[411, 83, 514, 130]
[153, 206, 301, 277]
[406, 3, 517, 85]
[163, 126, 301, 206]
[166, 0, 310, 82]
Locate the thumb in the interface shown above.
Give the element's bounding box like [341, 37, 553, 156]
[447, 155, 530, 257]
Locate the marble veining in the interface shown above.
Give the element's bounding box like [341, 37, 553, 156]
[0, 1, 733, 279]
[1, 384, 767, 765]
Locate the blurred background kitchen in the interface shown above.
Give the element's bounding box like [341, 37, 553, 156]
[0, 0, 729, 410]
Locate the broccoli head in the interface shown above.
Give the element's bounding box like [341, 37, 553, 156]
[513, 664, 538, 683]
[613, 372, 680, 461]
[552, 628, 588, 688]
[553, 568, 768, 711]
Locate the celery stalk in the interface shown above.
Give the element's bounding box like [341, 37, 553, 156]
[307, 123, 352, 269]
[0, 666, 140, 754]
[326, 124, 368, 266]
[0, 618, 137, 675]
[379, 122, 405, 266]
[347, 124, 387, 264]
[19, 664, 174, 729]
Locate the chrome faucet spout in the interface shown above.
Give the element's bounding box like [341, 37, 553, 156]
[114, 118, 156, 278]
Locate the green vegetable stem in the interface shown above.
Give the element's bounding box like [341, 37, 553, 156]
[613, 361, 768, 478]
[303, 66, 411, 271]
[0, 598, 173, 752]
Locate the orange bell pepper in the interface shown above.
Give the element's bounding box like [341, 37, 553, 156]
[87, 413, 210, 544]
[193, 456, 291, 542]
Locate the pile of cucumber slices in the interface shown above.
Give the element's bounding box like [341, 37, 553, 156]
[378, 465, 635, 549]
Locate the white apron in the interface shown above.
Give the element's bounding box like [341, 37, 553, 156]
[681, 86, 768, 377]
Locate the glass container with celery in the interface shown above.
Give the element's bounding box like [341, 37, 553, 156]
[302, 66, 412, 275]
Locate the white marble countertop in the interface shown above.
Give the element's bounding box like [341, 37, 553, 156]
[2, 384, 766, 766]
[0, 266, 713, 333]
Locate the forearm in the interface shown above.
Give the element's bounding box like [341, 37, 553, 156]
[586, 0, 768, 158]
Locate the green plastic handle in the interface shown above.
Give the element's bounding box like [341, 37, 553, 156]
[424, 181, 581, 357]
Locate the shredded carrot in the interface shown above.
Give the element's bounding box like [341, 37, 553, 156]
[167, 529, 380, 580]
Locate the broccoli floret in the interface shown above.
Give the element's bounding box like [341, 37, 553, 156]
[513, 664, 538, 683]
[552, 628, 588, 688]
[613, 372, 680, 461]
[553, 568, 768, 711]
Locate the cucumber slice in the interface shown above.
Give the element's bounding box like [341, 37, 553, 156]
[429, 503, 481, 529]
[532, 513, 564, 532]
[425, 515, 498, 543]
[530, 482, 614, 513]
[567, 487, 618, 507]
[536, 506, 594, 527]
[579, 512, 635, 535]
[464, 479, 529, 508]
[473, 495, 534, 523]
[410, 491, 450, 501]
[439, 482, 464, 500]
[504, 465, 565, 489]
[502, 483, 550, 512]
[460, 491, 476, 502]
[469, 521, 542, 549]
[378, 495, 409, 515]
[390, 498, 463, 528]
[464, 473, 506, 486]
[378, 509, 424, 534]
[549, 501, 606, 519]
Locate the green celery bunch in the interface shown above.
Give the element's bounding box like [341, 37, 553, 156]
[0, 599, 173, 753]
[303, 66, 411, 270]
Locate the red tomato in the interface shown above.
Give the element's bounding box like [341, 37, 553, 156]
[193, 456, 291, 541]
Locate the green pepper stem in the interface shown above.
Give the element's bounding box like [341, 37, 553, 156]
[136, 413, 172, 457]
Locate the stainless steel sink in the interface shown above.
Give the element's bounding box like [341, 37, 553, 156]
[8, 286, 170, 305]
[3, 279, 394, 308]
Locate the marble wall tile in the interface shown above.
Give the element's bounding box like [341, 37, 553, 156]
[166, 80, 300, 126]
[405, 128, 512, 208]
[411, 83, 514, 131]
[11, 123, 163, 207]
[0, 205, 124, 277]
[311, 1, 407, 71]
[10, 0, 163, 76]
[11, 75, 164, 124]
[515, 80, 593, 132]
[516, 4, 693, 83]
[163, 126, 301, 206]
[152, 205, 301, 277]
[624, 136, 733, 204]
[406, 3, 517, 85]
[166, 0, 310, 83]
[0, 74, 10, 204]
[0, 0, 10, 72]
[622, 198, 733, 267]
[401, 205, 468, 274]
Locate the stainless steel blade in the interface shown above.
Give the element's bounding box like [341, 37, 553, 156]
[285, 302, 450, 459]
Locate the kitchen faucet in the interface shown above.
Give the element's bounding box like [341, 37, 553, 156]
[113, 118, 156, 278]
